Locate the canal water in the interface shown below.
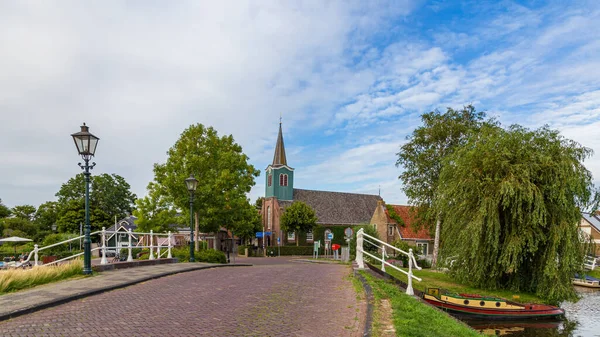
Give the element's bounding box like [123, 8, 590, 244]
[460, 287, 600, 336]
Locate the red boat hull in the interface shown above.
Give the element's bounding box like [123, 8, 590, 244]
[423, 297, 565, 320]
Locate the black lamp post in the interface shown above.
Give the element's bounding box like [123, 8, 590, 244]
[71, 123, 99, 275]
[185, 174, 198, 262]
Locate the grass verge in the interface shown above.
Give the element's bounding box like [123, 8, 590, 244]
[360, 271, 481, 337]
[586, 269, 600, 279]
[379, 265, 546, 304]
[0, 260, 85, 295]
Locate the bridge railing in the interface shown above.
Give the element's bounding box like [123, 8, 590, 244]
[355, 228, 422, 295]
[21, 228, 175, 267]
[584, 255, 597, 271]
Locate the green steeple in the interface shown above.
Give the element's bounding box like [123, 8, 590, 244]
[265, 121, 294, 200]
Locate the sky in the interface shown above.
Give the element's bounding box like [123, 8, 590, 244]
[1, 1, 599, 209]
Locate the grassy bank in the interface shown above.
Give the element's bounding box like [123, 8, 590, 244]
[378, 265, 546, 304]
[0, 261, 85, 295]
[586, 269, 600, 279]
[360, 271, 481, 337]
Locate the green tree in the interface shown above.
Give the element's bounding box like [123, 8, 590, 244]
[35, 201, 60, 231]
[55, 173, 137, 232]
[396, 105, 487, 267]
[435, 124, 599, 304]
[0, 199, 10, 218]
[1, 217, 36, 238]
[254, 197, 264, 210]
[133, 183, 184, 233]
[11, 205, 37, 221]
[280, 201, 318, 246]
[150, 124, 260, 235]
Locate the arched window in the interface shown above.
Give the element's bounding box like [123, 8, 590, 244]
[267, 206, 272, 230]
[268, 174, 272, 187]
[279, 174, 288, 186]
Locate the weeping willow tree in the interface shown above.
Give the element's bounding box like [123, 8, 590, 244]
[436, 124, 598, 304]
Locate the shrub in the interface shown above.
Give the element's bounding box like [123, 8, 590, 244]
[120, 248, 143, 258]
[197, 249, 226, 264]
[40, 234, 77, 257]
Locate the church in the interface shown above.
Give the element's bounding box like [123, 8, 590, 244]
[260, 122, 383, 247]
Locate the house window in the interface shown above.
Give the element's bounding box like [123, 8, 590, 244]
[287, 231, 295, 241]
[306, 230, 313, 242]
[388, 225, 394, 236]
[268, 174, 272, 187]
[416, 243, 428, 255]
[267, 206, 272, 230]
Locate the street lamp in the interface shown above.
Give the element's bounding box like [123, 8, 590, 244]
[185, 174, 198, 262]
[71, 123, 99, 275]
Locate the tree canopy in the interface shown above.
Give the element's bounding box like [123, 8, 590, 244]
[133, 183, 184, 233]
[436, 124, 599, 304]
[280, 201, 318, 246]
[149, 124, 260, 234]
[0, 199, 11, 218]
[11, 205, 36, 221]
[396, 105, 487, 266]
[55, 173, 137, 232]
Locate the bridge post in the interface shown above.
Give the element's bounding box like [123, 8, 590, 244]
[127, 228, 133, 262]
[355, 228, 365, 269]
[381, 246, 386, 272]
[407, 248, 414, 295]
[157, 236, 161, 259]
[149, 230, 155, 260]
[34, 244, 39, 266]
[101, 227, 107, 265]
[167, 231, 173, 259]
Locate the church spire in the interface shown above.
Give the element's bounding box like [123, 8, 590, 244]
[272, 120, 287, 166]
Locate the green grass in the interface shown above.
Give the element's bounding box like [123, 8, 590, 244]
[379, 265, 546, 304]
[360, 271, 482, 337]
[586, 269, 600, 279]
[0, 260, 85, 294]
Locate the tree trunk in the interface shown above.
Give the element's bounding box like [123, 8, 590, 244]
[194, 212, 199, 251]
[296, 231, 299, 247]
[432, 215, 441, 268]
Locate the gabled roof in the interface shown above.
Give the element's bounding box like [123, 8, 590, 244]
[290, 188, 382, 225]
[386, 205, 432, 240]
[271, 122, 288, 167]
[582, 212, 600, 233]
[109, 216, 138, 232]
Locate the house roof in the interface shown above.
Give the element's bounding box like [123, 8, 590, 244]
[109, 216, 138, 232]
[582, 212, 600, 233]
[387, 205, 432, 240]
[288, 188, 382, 225]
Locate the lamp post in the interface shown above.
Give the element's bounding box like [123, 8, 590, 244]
[185, 174, 198, 262]
[71, 123, 99, 275]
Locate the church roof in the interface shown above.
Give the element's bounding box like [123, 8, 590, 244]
[287, 188, 382, 225]
[271, 122, 288, 167]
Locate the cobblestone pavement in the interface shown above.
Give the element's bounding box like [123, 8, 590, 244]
[0, 258, 364, 336]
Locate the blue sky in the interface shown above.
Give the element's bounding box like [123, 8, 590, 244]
[0, 1, 599, 208]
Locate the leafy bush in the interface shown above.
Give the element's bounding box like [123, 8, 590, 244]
[197, 249, 226, 263]
[120, 248, 143, 258]
[349, 224, 380, 259]
[40, 233, 77, 257]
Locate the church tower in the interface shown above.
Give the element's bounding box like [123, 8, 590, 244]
[265, 121, 294, 200]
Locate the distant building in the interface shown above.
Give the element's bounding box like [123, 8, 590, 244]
[580, 212, 600, 257]
[369, 201, 433, 257]
[260, 122, 382, 247]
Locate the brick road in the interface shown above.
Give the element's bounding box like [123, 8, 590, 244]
[0, 258, 364, 336]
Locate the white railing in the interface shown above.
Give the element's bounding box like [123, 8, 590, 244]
[355, 228, 422, 295]
[584, 255, 597, 271]
[20, 227, 175, 267]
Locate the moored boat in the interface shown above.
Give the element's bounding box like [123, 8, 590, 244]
[422, 288, 564, 319]
[572, 274, 600, 288]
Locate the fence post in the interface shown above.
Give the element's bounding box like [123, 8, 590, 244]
[356, 228, 365, 269]
[149, 230, 155, 260]
[406, 248, 414, 295]
[167, 231, 173, 259]
[34, 244, 39, 266]
[157, 235, 161, 258]
[127, 228, 133, 262]
[381, 246, 386, 272]
[101, 227, 108, 265]
[593, 257, 597, 271]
